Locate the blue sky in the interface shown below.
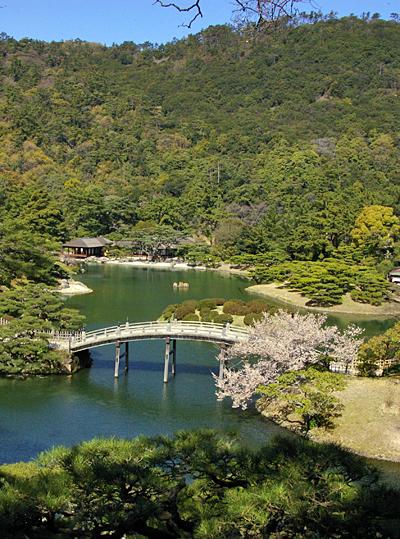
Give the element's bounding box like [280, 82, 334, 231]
[1, 0, 398, 44]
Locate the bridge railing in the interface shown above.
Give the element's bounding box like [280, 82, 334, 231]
[0, 318, 249, 347]
[65, 321, 248, 346]
[78, 320, 249, 340]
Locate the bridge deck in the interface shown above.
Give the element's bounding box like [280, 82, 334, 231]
[50, 321, 249, 352]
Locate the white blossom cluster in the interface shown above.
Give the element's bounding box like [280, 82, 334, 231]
[214, 310, 364, 409]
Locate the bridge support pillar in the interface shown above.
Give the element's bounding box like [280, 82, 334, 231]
[171, 339, 177, 376]
[219, 346, 227, 380]
[124, 342, 129, 373]
[164, 337, 171, 383]
[114, 341, 121, 378]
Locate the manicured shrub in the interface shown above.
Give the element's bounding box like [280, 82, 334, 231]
[244, 312, 264, 326]
[223, 300, 250, 316]
[212, 298, 225, 306]
[182, 299, 199, 310]
[183, 313, 200, 322]
[250, 260, 389, 307]
[199, 299, 217, 310]
[199, 307, 211, 319]
[212, 313, 233, 324]
[246, 299, 269, 314]
[175, 304, 196, 320]
[161, 304, 178, 320]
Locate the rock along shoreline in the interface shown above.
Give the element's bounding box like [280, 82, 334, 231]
[58, 279, 93, 296]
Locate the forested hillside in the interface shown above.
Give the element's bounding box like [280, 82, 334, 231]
[1, 15, 400, 305]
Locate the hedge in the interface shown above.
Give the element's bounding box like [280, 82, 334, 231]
[244, 312, 264, 326]
[223, 300, 250, 316]
[175, 304, 196, 320]
[211, 313, 233, 324]
[183, 313, 200, 322]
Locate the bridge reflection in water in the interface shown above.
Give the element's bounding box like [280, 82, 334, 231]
[49, 321, 250, 383]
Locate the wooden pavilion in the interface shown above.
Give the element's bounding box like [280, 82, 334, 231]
[63, 237, 112, 258]
[388, 267, 400, 285]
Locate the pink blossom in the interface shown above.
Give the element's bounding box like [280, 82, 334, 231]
[214, 310, 364, 409]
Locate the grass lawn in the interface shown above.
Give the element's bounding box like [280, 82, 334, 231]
[312, 377, 400, 462]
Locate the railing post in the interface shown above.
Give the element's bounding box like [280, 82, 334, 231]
[164, 336, 170, 383]
[114, 341, 121, 378]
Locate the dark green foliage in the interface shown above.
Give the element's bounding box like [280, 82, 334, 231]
[182, 299, 199, 310]
[161, 303, 179, 320]
[0, 220, 61, 287]
[0, 284, 85, 330]
[199, 306, 211, 319]
[182, 313, 200, 322]
[229, 252, 289, 268]
[357, 322, 400, 376]
[222, 300, 250, 315]
[210, 312, 233, 324]
[0, 18, 400, 261]
[385, 362, 400, 375]
[175, 304, 196, 320]
[0, 284, 84, 376]
[0, 430, 399, 538]
[246, 299, 269, 313]
[243, 312, 264, 326]
[0, 325, 68, 375]
[164, 298, 270, 323]
[110, 224, 186, 258]
[251, 259, 390, 306]
[258, 368, 346, 434]
[198, 298, 217, 310]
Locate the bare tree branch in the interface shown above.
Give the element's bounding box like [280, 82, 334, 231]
[232, 0, 304, 27]
[153, 0, 203, 28]
[154, 0, 307, 28]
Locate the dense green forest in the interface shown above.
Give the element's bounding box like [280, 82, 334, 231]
[0, 14, 400, 307]
[0, 15, 399, 237]
[1, 15, 400, 304]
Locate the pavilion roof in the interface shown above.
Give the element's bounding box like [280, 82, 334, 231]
[63, 237, 112, 249]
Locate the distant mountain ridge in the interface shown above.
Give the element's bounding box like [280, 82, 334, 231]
[0, 17, 399, 259]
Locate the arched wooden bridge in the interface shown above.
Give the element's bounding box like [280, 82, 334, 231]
[49, 321, 249, 382]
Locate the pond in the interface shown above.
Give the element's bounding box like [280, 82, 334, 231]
[0, 263, 398, 484]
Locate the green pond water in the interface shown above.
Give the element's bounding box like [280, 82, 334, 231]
[0, 264, 399, 483]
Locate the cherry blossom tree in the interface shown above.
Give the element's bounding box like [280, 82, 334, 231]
[214, 310, 364, 409]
